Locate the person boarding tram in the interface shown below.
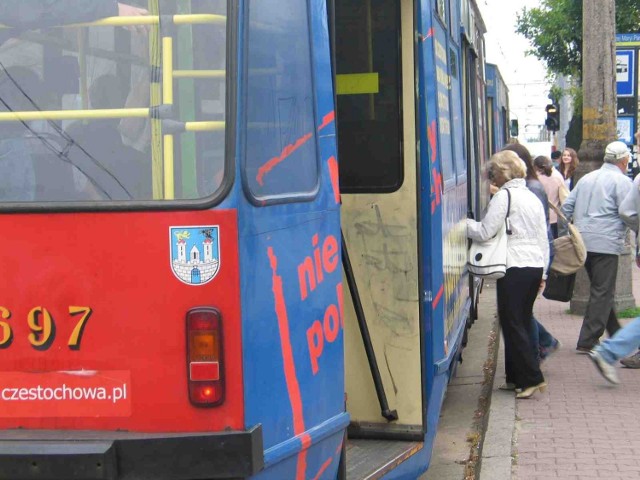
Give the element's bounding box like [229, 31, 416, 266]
[467, 150, 549, 399]
[502, 143, 561, 365]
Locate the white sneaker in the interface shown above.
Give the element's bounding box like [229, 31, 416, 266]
[588, 350, 620, 385]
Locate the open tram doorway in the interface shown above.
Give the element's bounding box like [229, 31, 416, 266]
[331, 0, 426, 477]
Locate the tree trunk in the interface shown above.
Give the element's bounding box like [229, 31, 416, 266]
[576, 0, 617, 175]
[571, 0, 635, 315]
[565, 114, 582, 151]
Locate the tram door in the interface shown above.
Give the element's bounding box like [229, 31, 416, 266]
[334, 0, 425, 457]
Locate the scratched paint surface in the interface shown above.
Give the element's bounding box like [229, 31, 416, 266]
[342, 200, 421, 426]
[238, 1, 345, 479]
[342, 0, 422, 428]
[417, 0, 474, 402]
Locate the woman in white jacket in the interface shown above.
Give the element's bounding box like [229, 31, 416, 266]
[468, 150, 550, 398]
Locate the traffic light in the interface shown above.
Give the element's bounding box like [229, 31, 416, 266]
[510, 119, 519, 138]
[545, 104, 559, 131]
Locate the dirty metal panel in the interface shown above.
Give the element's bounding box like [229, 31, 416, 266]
[342, 0, 422, 427]
[346, 439, 423, 479]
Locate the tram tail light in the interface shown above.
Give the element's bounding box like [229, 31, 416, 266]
[186, 308, 224, 407]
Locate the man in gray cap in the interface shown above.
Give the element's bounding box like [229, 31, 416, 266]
[589, 134, 640, 382]
[562, 141, 636, 353]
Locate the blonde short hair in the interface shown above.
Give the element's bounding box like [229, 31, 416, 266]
[489, 150, 526, 182]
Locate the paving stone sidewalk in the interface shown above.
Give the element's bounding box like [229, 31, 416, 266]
[485, 263, 640, 480]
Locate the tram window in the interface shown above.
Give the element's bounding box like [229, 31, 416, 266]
[451, 48, 466, 177]
[450, 48, 458, 80]
[436, 0, 448, 28]
[242, 0, 319, 203]
[335, 0, 403, 193]
[448, 1, 459, 43]
[0, 0, 228, 205]
[441, 147, 455, 182]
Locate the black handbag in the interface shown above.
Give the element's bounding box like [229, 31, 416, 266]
[542, 271, 576, 302]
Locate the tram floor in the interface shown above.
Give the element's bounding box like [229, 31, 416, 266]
[345, 438, 423, 479]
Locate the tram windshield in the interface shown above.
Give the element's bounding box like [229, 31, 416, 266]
[0, 0, 227, 203]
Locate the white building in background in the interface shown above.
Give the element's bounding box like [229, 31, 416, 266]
[556, 75, 575, 150]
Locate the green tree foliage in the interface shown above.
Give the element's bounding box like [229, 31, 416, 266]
[516, 0, 582, 77]
[616, 0, 640, 38]
[516, 0, 640, 79]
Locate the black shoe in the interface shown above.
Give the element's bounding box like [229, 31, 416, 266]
[576, 346, 592, 354]
[620, 351, 640, 369]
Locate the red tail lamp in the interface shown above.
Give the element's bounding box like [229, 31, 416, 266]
[187, 308, 224, 407]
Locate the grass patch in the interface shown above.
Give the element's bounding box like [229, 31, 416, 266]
[618, 306, 640, 319]
[564, 307, 640, 318]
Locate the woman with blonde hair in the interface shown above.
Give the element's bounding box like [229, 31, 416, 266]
[559, 147, 579, 190]
[467, 150, 550, 398]
[503, 145, 561, 365]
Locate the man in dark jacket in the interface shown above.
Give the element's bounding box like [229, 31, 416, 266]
[65, 74, 151, 200]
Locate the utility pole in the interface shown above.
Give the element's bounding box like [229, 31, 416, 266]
[571, 0, 635, 314]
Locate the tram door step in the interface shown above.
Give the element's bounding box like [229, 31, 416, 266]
[345, 438, 423, 479]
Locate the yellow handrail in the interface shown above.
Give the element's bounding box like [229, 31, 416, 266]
[173, 69, 225, 79]
[68, 14, 226, 28]
[0, 14, 225, 29]
[184, 121, 225, 132]
[163, 134, 175, 199]
[162, 37, 174, 105]
[0, 109, 225, 130]
[173, 14, 226, 26]
[162, 36, 175, 199]
[0, 8, 228, 202]
[0, 108, 149, 121]
[149, 0, 163, 199]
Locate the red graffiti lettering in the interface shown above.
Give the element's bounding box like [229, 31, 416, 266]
[312, 234, 324, 284]
[336, 282, 344, 329]
[306, 321, 324, 375]
[431, 166, 442, 213]
[433, 284, 444, 310]
[268, 246, 309, 479]
[312, 457, 333, 480]
[327, 156, 340, 204]
[324, 304, 340, 343]
[322, 234, 339, 274]
[257, 133, 313, 186]
[297, 233, 340, 301]
[306, 282, 344, 375]
[298, 256, 316, 302]
[311, 440, 343, 480]
[428, 120, 438, 162]
[318, 111, 335, 131]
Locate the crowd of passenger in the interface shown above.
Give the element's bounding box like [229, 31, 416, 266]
[468, 133, 640, 397]
[0, 2, 152, 202]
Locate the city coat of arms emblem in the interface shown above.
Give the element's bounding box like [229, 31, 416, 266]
[170, 226, 220, 285]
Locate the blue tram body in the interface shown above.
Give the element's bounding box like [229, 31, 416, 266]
[486, 63, 511, 154]
[0, 0, 502, 479]
[237, 0, 499, 478]
[236, 1, 346, 478]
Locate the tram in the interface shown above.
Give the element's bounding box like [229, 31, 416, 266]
[485, 63, 511, 156]
[0, 0, 500, 479]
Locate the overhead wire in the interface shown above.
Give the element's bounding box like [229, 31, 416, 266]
[0, 56, 133, 200]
